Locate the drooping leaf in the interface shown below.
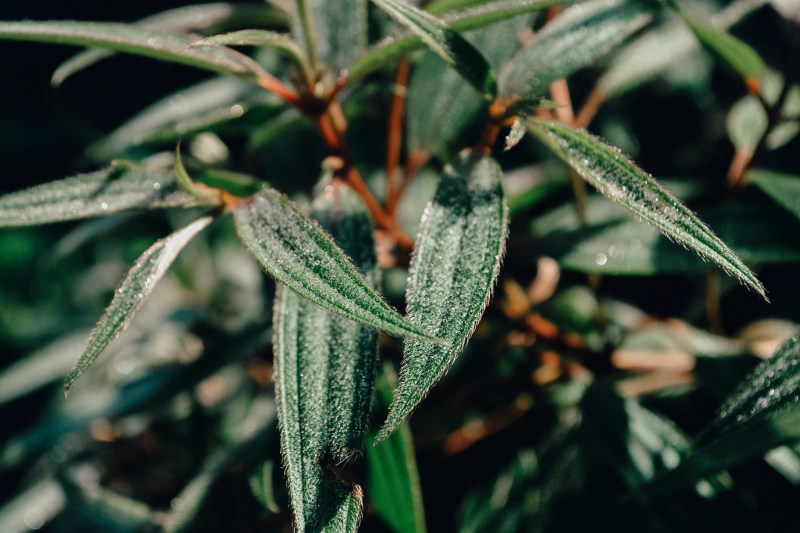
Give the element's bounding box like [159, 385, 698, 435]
[372, 0, 497, 100]
[234, 188, 439, 342]
[499, 0, 653, 98]
[675, 7, 765, 83]
[377, 150, 508, 441]
[64, 216, 214, 391]
[273, 185, 376, 531]
[0, 166, 195, 227]
[747, 169, 800, 222]
[347, 0, 565, 81]
[527, 117, 766, 297]
[0, 21, 269, 82]
[366, 363, 427, 533]
[51, 2, 289, 85]
[532, 195, 800, 275]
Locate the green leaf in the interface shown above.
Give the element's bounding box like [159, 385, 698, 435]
[174, 146, 222, 205]
[532, 195, 800, 275]
[527, 118, 766, 297]
[0, 166, 196, 227]
[499, 0, 653, 98]
[273, 185, 377, 531]
[377, 150, 508, 441]
[371, 0, 497, 100]
[747, 169, 800, 223]
[676, 7, 765, 82]
[727, 94, 768, 152]
[51, 2, 289, 85]
[234, 188, 439, 342]
[65, 216, 214, 391]
[0, 20, 268, 82]
[348, 0, 563, 81]
[310, 0, 369, 74]
[366, 363, 427, 533]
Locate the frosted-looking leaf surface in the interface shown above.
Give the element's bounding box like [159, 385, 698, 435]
[378, 150, 508, 441]
[0, 167, 194, 227]
[65, 216, 214, 391]
[527, 118, 765, 298]
[234, 189, 439, 342]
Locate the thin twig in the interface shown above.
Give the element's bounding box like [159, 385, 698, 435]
[385, 59, 411, 213]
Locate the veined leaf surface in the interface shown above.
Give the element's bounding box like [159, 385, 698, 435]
[234, 189, 438, 342]
[499, 0, 652, 98]
[372, 0, 497, 100]
[527, 118, 765, 297]
[0, 167, 195, 227]
[65, 216, 214, 391]
[378, 150, 508, 441]
[273, 186, 376, 531]
[0, 21, 267, 81]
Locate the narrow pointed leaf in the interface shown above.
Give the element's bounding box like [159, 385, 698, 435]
[367, 363, 427, 533]
[378, 150, 508, 441]
[747, 169, 800, 222]
[499, 0, 653, 98]
[51, 2, 289, 85]
[65, 216, 214, 391]
[234, 189, 439, 342]
[273, 186, 376, 531]
[527, 118, 765, 297]
[347, 0, 567, 80]
[0, 167, 195, 227]
[0, 21, 268, 82]
[371, 0, 497, 99]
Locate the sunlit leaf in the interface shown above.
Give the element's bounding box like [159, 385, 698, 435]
[234, 188, 439, 342]
[51, 2, 289, 85]
[527, 117, 766, 297]
[378, 150, 508, 441]
[747, 168, 800, 222]
[65, 216, 214, 391]
[499, 0, 652, 98]
[366, 363, 427, 533]
[305, 0, 368, 74]
[0, 20, 268, 81]
[347, 0, 565, 81]
[0, 166, 195, 227]
[372, 0, 497, 100]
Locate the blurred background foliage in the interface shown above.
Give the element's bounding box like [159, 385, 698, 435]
[1, 0, 800, 532]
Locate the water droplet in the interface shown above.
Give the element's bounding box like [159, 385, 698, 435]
[595, 252, 608, 266]
[153, 182, 161, 191]
[23, 507, 45, 529]
[230, 104, 244, 117]
[100, 202, 108, 210]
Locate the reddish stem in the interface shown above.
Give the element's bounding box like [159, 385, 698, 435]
[385, 59, 411, 212]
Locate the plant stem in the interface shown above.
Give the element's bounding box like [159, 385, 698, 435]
[385, 59, 410, 213]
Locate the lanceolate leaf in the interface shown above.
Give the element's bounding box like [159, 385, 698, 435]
[0, 21, 267, 82]
[65, 216, 214, 391]
[499, 0, 653, 98]
[234, 189, 439, 342]
[747, 169, 800, 222]
[527, 118, 765, 298]
[307, 0, 368, 74]
[347, 0, 567, 80]
[273, 186, 376, 531]
[0, 167, 195, 227]
[377, 150, 508, 441]
[372, 0, 497, 100]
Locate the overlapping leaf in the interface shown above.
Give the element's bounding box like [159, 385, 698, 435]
[234, 188, 438, 342]
[0, 167, 195, 227]
[273, 185, 373, 532]
[527, 118, 766, 297]
[0, 21, 268, 81]
[378, 150, 508, 441]
[65, 215, 214, 391]
[747, 169, 800, 222]
[499, 0, 653, 98]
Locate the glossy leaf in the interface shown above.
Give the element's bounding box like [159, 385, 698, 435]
[51, 2, 289, 85]
[0, 166, 195, 227]
[367, 363, 427, 533]
[527, 118, 766, 297]
[65, 216, 214, 391]
[378, 150, 508, 441]
[372, 0, 497, 100]
[234, 188, 438, 342]
[532, 195, 800, 275]
[747, 169, 800, 222]
[347, 0, 564, 81]
[0, 21, 268, 81]
[499, 0, 652, 98]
